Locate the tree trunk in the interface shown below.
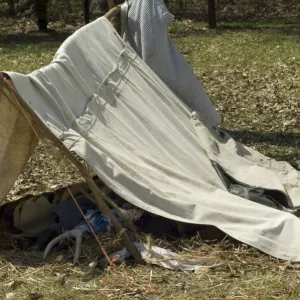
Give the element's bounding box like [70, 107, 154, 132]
[7, 0, 15, 16]
[83, 0, 90, 24]
[207, 0, 217, 29]
[35, 0, 48, 31]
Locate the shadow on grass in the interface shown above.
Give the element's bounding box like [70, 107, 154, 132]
[226, 129, 300, 147]
[224, 129, 300, 168]
[170, 18, 300, 37]
[0, 29, 72, 45]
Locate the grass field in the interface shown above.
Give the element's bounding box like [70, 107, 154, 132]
[1, 15, 300, 299]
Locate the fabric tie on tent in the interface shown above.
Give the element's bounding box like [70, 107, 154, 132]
[3, 16, 300, 263]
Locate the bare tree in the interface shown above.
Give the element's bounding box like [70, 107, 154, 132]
[207, 0, 217, 29]
[7, 0, 15, 16]
[34, 0, 49, 31]
[83, 0, 90, 24]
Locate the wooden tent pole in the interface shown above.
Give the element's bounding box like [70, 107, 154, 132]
[105, 5, 121, 19]
[107, 0, 115, 9]
[0, 77, 144, 265]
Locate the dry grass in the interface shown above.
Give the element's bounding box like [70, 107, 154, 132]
[1, 232, 300, 299]
[1, 13, 300, 300]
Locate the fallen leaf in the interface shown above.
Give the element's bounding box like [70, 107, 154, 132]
[5, 293, 15, 300]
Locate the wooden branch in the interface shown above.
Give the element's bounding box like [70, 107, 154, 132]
[80, 188, 137, 233]
[104, 5, 122, 35]
[0, 76, 144, 264]
[104, 5, 121, 20]
[107, 0, 114, 10]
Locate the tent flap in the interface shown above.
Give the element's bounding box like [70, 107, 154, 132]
[0, 82, 38, 202]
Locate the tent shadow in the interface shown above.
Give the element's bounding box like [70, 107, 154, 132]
[170, 18, 300, 39]
[0, 246, 74, 269]
[226, 129, 300, 148]
[225, 129, 300, 168]
[0, 233, 84, 268]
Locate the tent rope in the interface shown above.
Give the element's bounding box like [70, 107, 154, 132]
[66, 186, 117, 269]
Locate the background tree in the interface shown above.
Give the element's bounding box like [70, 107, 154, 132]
[7, 0, 15, 16]
[83, 0, 90, 24]
[34, 0, 48, 31]
[207, 0, 216, 29]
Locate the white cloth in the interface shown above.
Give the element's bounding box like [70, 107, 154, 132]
[123, 0, 221, 127]
[5, 17, 300, 262]
[99, 242, 220, 271]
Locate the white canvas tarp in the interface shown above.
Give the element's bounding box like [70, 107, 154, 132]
[4, 17, 300, 261]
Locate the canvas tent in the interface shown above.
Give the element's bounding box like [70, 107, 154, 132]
[2, 2, 300, 263]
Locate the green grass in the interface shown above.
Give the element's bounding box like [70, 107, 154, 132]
[171, 19, 300, 167]
[0, 43, 57, 73]
[1, 17, 300, 299]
